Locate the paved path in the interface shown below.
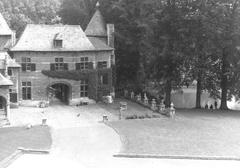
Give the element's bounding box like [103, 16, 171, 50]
[8, 104, 120, 168]
[7, 104, 240, 168]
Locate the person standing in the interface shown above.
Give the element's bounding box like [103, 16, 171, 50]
[214, 101, 218, 110]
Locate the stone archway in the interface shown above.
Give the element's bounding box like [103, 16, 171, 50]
[47, 82, 72, 105]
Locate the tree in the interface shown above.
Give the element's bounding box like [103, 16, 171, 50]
[0, 0, 61, 37]
[182, 0, 219, 108]
[149, 0, 191, 107]
[209, 0, 240, 109]
[58, 0, 98, 28]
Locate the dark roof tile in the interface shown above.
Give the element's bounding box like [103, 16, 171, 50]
[11, 24, 96, 51]
[85, 9, 107, 37]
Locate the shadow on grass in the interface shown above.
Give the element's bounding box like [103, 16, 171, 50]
[0, 125, 52, 162]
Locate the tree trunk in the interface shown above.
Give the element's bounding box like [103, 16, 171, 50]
[220, 49, 228, 110]
[165, 79, 172, 108]
[196, 72, 202, 109]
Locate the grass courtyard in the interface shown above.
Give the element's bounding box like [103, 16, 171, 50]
[0, 126, 52, 162]
[98, 99, 162, 119]
[106, 107, 240, 158]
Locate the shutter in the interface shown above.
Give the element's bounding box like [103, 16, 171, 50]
[50, 64, 55, 71]
[64, 63, 68, 70]
[10, 93, 17, 103]
[31, 63, 36, 71]
[88, 62, 93, 69]
[21, 63, 26, 72]
[76, 63, 80, 70]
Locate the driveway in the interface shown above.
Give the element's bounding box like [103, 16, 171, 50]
[7, 104, 240, 168]
[8, 104, 120, 168]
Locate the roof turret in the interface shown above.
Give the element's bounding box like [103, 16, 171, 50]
[85, 2, 107, 37]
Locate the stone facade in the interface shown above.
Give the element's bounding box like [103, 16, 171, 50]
[0, 13, 19, 124]
[13, 50, 113, 105]
[10, 5, 115, 106]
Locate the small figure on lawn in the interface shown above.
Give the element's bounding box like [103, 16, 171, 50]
[205, 104, 208, 109]
[210, 104, 213, 110]
[214, 101, 218, 109]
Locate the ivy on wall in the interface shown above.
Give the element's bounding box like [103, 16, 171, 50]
[42, 70, 91, 81]
[41, 68, 113, 101]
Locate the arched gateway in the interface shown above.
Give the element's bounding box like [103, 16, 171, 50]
[47, 82, 72, 105]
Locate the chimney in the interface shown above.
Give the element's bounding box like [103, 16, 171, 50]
[11, 30, 16, 47]
[4, 53, 9, 78]
[107, 24, 114, 48]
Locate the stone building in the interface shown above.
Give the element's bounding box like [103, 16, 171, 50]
[11, 5, 115, 106]
[0, 13, 20, 125]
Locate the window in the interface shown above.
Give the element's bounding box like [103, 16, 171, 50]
[76, 57, 91, 70]
[50, 58, 68, 71]
[55, 57, 64, 71]
[80, 80, 88, 97]
[9, 89, 17, 103]
[22, 82, 31, 100]
[21, 57, 35, 72]
[54, 40, 63, 48]
[7, 68, 12, 76]
[100, 73, 108, 85]
[97, 61, 107, 69]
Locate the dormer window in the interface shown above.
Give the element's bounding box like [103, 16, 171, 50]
[54, 39, 63, 48]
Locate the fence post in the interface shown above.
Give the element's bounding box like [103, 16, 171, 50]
[159, 99, 165, 113]
[170, 102, 175, 118]
[151, 99, 157, 111]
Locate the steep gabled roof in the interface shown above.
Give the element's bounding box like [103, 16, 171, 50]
[0, 13, 12, 35]
[0, 73, 13, 86]
[11, 24, 96, 52]
[85, 9, 107, 37]
[0, 52, 20, 69]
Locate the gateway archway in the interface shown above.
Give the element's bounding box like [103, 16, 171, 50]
[47, 82, 71, 104]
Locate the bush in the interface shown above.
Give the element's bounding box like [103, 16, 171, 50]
[138, 115, 145, 119]
[125, 114, 160, 120]
[125, 115, 138, 120]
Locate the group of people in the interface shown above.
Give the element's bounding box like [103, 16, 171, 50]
[205, 101, 218, 110]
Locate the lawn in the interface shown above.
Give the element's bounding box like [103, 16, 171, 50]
[0, 126, 52, 161]
[107, 109, 240, 158]
[98, 98, 162, 119]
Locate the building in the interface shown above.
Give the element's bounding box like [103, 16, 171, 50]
[10, 4, 115, 106]
[0, 13, 20, 125]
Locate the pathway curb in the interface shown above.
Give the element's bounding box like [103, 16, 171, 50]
[114, 154, 240, 161]
[0, 150, 23, 168]
[0, 148, 50, 168]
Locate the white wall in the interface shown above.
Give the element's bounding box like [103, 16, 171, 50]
[171, 87, 220, 109]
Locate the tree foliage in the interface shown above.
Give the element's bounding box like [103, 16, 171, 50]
[2, 0, 240, 108]
[0, 0, 61, 37]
